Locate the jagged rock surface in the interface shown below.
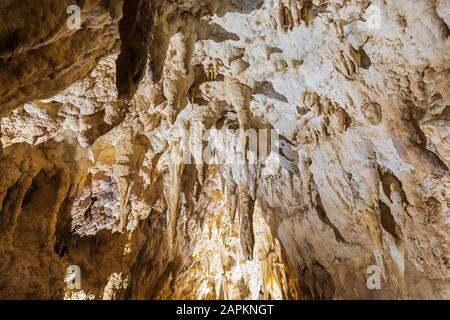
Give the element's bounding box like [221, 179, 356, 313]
[0, 0, 449, 299]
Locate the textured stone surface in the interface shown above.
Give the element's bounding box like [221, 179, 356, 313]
[0, 0, 449, 299]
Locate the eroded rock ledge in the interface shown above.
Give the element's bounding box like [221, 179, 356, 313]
[0, 0, 449, 299]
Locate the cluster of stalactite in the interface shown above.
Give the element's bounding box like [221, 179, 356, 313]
[0, 0, 449, 300]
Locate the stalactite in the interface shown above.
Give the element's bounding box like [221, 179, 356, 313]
[168, 138, 185, 251]
[6, 175, 34, 241]
[45, 169, 71, 247]
[225, 79, 253, 148]
[117, 177, 134, 232]
[238, 185, 256, 260]
[272, 0, 303, 31]
[226, 180, 238, 224]
[219, 165, 238, 223]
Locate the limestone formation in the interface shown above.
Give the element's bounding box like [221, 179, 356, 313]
[0, 0, 449, 300]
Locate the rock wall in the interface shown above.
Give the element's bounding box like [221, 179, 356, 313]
[0, 0, 449, 299]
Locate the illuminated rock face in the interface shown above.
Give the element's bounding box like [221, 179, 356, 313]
[0, 0, 449, 299]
